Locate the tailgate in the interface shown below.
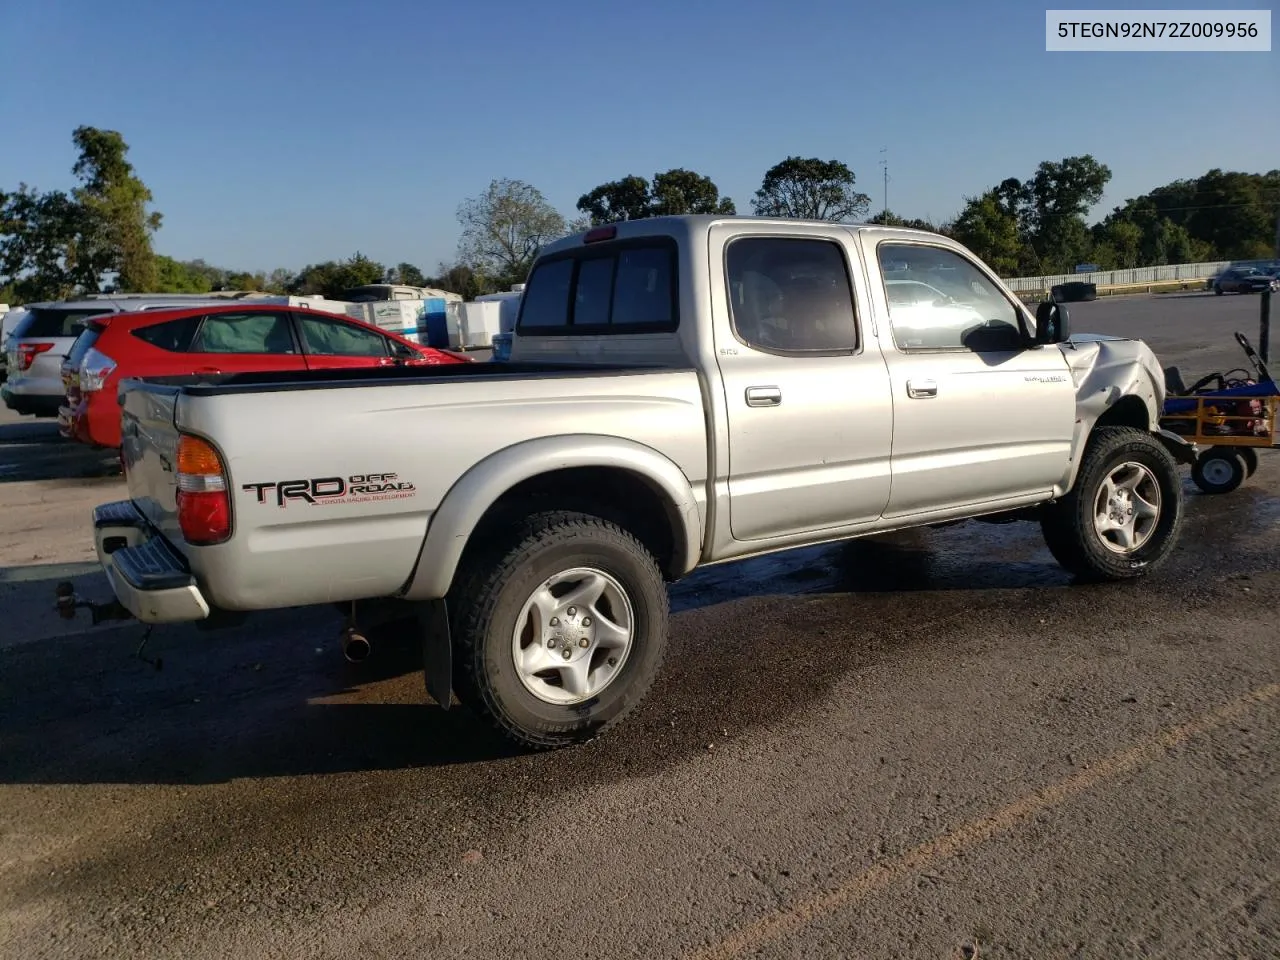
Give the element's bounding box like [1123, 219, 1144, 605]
[120, 382, 184, 544]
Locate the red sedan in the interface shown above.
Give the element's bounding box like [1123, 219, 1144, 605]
[59, 303, 470, 448]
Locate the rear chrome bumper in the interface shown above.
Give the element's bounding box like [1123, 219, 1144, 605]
[94, 500, 210, 623]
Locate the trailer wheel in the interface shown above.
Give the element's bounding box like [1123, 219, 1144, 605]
[448, 510, 669, 750]
[1237, 446, 1259, 478]
[1192, 447, 1246, 494]
[1041, 427, 1183, 581]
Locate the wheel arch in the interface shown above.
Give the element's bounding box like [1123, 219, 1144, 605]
[399, 435, 704, 601]
[1061, 391, 1162, 495]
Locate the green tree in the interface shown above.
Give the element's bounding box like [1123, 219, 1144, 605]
[1104, 169, 1280, 261]
[649, 168, 735, 216]
[265, 267, 294, 293]
[0, 185, 89, 301]
[427, 261, 489, 299]
[751, 157, 871, 221]
[949, 190, 1024, 277]
[154, 255, 214, 293]
[225, 271, 267, 291]
[576, 175, 652, 225]
[1022, 155, 1112, 272]
[70, 126, 163, 291]
[289, 252, 386, 299]
[457, 179, 566, 285]
[387, 262, 427, 286]
[1093, 219, 1143, 269]
[577, 169, 735, 224]
[867, 210, 944, 233]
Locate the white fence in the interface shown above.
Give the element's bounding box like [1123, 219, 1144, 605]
[1003, 261, 1231, 293]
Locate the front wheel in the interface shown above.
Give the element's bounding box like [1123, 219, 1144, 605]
[1041, 427, 1183, 581]
[448, 510, 669, 749]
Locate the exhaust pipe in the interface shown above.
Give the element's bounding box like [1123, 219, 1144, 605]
[342, 629, 371, 663]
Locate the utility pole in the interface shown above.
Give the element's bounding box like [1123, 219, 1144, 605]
[880, 147, 890, 218]
[1274, 200, 1279, 258]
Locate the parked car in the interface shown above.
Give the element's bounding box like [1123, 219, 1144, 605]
[84, 215, 1187, 749]
[0, 306, 31, 385]
[1213, 266, 1280, 295]
[59, 303, 470, 448]
[2, 295, 250, 418]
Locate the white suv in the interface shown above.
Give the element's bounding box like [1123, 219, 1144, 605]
[2, 295, 242, 418]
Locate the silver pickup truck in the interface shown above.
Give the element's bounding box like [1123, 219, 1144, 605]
[85, 215, 1190, 748]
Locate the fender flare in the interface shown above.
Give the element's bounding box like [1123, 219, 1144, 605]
[399, 435, 704, 601]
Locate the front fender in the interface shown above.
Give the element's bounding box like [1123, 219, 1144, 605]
[1057, 338, 1165, 494]
[399, 434, 703, 601]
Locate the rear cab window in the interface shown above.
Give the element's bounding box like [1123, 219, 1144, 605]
[516, 239, 678, 334]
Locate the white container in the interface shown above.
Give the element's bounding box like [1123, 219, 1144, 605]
[474, 288, 525, 334]
[454, 301, 503, 348]
[367, 300, 420, 334]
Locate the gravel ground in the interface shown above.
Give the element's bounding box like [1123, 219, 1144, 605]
[1, 291, 1277, 959]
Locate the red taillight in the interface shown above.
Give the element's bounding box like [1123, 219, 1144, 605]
[17, 342, 54, 371]
[175, 435, 230, 545]
[584, 225, 617, 244]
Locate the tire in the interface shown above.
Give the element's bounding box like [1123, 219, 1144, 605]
[448, 510, 669, 749]
[1214, 285, 1224, 295]
[1040, 426, 1183, 581]
[1192, 447, 1245, 494]
[1238, 446, 1258, 478]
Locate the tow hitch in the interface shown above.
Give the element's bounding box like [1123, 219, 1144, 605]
[53, 581, 162, 670]
[54, 581, 134, 625]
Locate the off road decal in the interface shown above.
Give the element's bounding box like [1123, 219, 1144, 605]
[242, 473, 417, 508]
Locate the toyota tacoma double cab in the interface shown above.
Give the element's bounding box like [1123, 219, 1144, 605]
[84, 216, 1189, 748]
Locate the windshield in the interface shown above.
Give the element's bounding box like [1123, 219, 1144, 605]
[65, 327, 102, 369]
[13, 307, 112, 339]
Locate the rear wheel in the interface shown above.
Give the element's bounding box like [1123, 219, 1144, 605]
[448, 510, 669, 749]
[1192, 447, 1246, 494]
[1041, 427, 1183, 581]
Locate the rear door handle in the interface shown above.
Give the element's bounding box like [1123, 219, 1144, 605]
[745, 385, 782, 407]
[906, 379, 937, 399]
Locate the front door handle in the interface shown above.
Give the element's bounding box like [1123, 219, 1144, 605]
[745, 385, 782, 407]
[906, 379, 937, 399]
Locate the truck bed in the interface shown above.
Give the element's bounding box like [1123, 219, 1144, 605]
[125, 361, 683, 397]
[116, 361, 710, 613]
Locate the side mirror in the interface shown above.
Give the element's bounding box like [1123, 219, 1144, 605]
[1034, 300, 1071, 344]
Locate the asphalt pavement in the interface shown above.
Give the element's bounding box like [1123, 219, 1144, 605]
[1, 292, 1278, 959]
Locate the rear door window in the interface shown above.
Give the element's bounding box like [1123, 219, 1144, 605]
[132, 315, 202, 352]
[191, 313, 297, 354]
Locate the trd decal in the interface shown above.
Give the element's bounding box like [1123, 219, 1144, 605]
[243, 473, 417, 507]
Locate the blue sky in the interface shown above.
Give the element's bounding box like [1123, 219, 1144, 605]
[2, 0, 1276, 275]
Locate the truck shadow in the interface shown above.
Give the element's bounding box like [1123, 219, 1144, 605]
[0, 419, 120, 483]
[0, 482, 1271, 788]
[0, 524, 1071, 788]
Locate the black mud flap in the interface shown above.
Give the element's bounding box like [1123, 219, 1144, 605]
[1155, 428, 1198, 465]
[418, 599, 452, 710]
